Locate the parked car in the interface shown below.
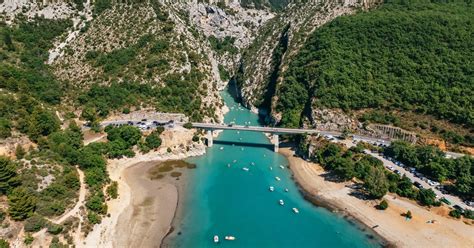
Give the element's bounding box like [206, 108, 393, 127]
[414, 182, 423, 189]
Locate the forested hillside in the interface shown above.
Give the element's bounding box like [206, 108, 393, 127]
[278, 0, 473, 137]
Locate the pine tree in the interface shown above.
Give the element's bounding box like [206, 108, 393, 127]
[0, 156, 19, 194]
[15, 145, 26, 159]
[8, 187, 37, 220]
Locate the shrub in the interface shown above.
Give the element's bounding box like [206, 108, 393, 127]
[106, 181, 118, 199]
[376, 200, 388, 210]
[47, 223, 63, 235]
[404, 210, 412, 219]
[24, 215, 46, 232]
[0, 239, 9, 248]
[449, 209, 461, 219]
[24, 235, 33, 245]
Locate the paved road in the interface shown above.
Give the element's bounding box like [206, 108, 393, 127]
[191, 122, 320, 134]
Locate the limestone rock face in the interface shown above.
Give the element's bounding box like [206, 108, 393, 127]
[310, 109, 360, 132]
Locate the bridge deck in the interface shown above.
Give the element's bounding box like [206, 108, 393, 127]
[191, 123, 318, 134]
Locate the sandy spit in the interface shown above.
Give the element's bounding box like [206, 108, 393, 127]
[80, 140, 205, 248]
[280, 148, 474, 248]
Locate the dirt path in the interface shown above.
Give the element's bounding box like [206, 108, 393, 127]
[53, 167, 86, 224]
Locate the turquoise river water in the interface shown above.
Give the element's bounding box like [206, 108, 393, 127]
[167, 88, 383, 248]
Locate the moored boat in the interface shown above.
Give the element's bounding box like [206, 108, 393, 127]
[214, 235, 219, 243]
[279, 165, 285, 169]
[269, 186, 274, 192]
[292, 208, 299, 214]
[225, 236, 236, 241]
[242, 167, 249, 171]
[275, 176, 281, 181]
[279, 199, 285, 205]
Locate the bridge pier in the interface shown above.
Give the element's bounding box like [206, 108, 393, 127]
[207, 130, 213, 147]
[273, 134, 279, 152]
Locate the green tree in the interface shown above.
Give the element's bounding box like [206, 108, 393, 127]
[364, 167, 389, 199]
[417, 188, 437, 206]
[0, 118, 11, 139]
[27, 109, 60, 141]
[106, 181, 118, 199]
[8, 187, 37, 220]
[377, 199, 388, 210]
[145, 132, 162, 149]
[81, 106, 97, 123]
[0, 239, 9, 248]
[183, 122, 193, 129]
[405, 210, 412, 219]
[15, 145, 26, 159]
[0, 156, 19, 194]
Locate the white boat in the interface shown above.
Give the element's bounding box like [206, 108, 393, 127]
[292, 208, 299, 214]
[251, 162, 255, 166]
[275, 176, 281, 181]
[233, 160, 237, 163]
[285, 188, 289, 192]
[241, 147, 244, 151]
[227, 164, 231, 168]
[225, 236, 236, 241]
[214, 235, 219, 243]
[279, 165, 285, 169]
[270, 167, 273, 170]
[269, 186, 274, 192]
[220, 147, 224, 150]
[279, 200, 285, 205]
[242, 167, 249, 171]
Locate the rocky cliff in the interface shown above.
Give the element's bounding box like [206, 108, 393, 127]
[237, 0, 382, 124]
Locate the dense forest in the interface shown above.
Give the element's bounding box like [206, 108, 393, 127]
[278, 0, 473, 133]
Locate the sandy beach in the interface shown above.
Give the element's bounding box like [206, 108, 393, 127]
[113, 161, 178, 248]
[280, 147, 474, 248]
[80, 127, 205, 247]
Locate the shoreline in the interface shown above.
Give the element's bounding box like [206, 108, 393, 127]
[279, 149, 390, 247]
[80, 131, 206, 247]
[279, 147, 474, 248]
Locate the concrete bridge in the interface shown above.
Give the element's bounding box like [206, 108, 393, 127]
[191, 123, 319, 152]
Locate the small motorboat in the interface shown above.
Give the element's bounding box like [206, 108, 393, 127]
[251, 162, 255, 166]
[279, 165, 285, 169]
[292, 208, 299, 214]
[214, 235, 219, 243]
[279, 200, 285, 206]
[285, 188, 289, 192]
[225, 236, 236, 241]
[241, 147, 244, 151]
[275, 177, 281, 181]
[233, 159, 237, 163]
[242, 167, 249, 171]
[227, 164, 231, 168]
[269, 186, 274, 192]
[220, 147, 224, 150]
[270, 166, 273, 170]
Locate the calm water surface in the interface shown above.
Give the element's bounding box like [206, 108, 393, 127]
[168, 88, 382, 248]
